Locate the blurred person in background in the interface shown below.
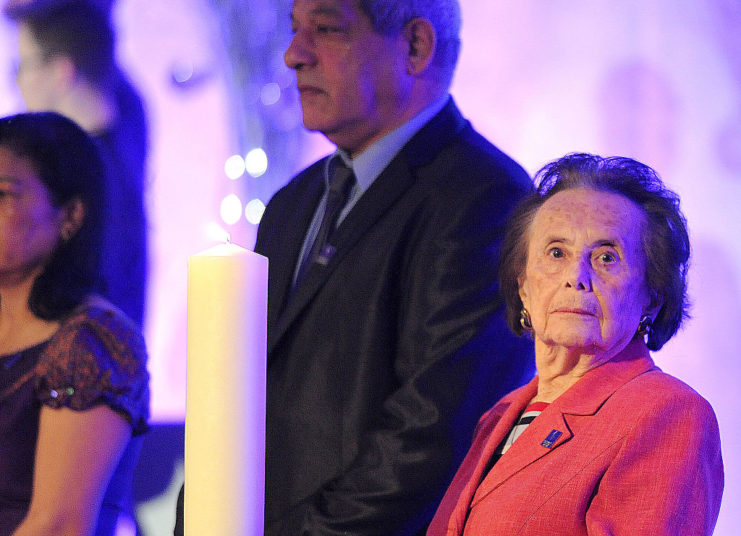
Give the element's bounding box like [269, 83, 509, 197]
[4, 0, 149, 327]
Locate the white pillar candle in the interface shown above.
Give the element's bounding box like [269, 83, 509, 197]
[185, 243, 268, 535]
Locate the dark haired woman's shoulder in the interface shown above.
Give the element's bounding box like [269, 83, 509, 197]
[65, 295, 143, 335]
[37, 294, 150, 434]
[55, 294, 148, 370]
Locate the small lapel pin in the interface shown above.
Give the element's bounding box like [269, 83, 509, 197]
[541, 429, 562, 448]
[316, 244, 337, 266]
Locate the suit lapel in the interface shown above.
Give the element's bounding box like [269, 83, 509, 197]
[269, 155, 416, 355]
[269, 99, 468, 356]
[262, 164, 326, 336]
[469, 341, 656, 508]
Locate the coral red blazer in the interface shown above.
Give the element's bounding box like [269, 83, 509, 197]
[428, 340, 724, 535]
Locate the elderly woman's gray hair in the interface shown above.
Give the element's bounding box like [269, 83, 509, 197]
[499, 153, 690, 351]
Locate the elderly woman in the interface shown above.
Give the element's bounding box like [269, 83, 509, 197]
[0, 112, 149, 536]
[427, 153, 723, 535]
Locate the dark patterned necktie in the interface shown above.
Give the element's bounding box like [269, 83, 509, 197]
[294, 158, 356, 287]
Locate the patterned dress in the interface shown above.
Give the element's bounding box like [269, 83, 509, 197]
[0, 298, 150, 535]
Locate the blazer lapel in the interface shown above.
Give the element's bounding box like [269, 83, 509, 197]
[470, 341, 656, 508]
[471, 407, 572, 506]
[445, 381, 537, 533]
[269, 99, 468, 356]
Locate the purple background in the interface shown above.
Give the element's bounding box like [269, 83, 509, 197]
[1, 1, 738, 533]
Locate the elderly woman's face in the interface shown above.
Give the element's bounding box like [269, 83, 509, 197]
[518, 188, 655, 355]
[0, 146, 66, 284]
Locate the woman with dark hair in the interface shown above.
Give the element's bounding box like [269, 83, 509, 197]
[0, 112, 149, 536]
[5, 0, 149, 327]
[428, 153, 723, 535]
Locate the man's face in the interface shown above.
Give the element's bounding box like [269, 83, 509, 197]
[285, 0, 410, 156]
[15, 24, 59, 111]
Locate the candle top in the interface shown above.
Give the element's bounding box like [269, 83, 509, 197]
[192, 242, 259, 258]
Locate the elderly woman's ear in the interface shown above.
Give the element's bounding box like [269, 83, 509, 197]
[644, 289, 664, 321]
[517, 277, 528, 307]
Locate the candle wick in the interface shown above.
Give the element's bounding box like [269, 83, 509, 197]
[226, 234, 231, 244]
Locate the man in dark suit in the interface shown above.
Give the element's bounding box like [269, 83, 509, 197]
[174, 0, 537, 533]
[253, 0, 537, 534]
[174, 0, 535, 534]
[253, 1, 535, 534]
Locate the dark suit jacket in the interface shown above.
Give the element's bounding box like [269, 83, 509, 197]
[254, 98, 536, 535]
[427, 340, 724, 535]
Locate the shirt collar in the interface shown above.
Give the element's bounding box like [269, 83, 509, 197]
[326, 95, 450, 192]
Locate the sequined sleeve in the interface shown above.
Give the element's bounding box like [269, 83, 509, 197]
[34, 301, 150, 435]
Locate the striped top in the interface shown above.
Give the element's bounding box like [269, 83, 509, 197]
[482, 402, 549, 476]
[463, 402, 551, 529]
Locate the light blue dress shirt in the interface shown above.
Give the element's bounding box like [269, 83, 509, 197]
[292, 95, 450, 286]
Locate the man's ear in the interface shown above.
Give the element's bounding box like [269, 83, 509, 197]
[403, 17, 436, 75]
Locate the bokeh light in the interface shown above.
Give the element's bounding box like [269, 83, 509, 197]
[171, 59, 194, 84]
[220, 194, 243, 225]
[260, 82, 281, 106]
[245, 148, 268, 177]
[224, 154, 246, 179]
[245, 198, 266, 224]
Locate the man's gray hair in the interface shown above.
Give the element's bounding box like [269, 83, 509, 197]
[360, 0, 461, 74]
